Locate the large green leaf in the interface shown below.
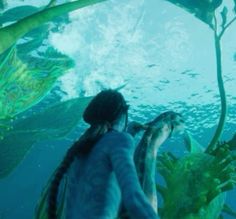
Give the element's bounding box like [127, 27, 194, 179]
[164, 0, 223, 27]
[0, 46, 74, 122]
[0, 96, 93, 178]
[184, 131, 204, 153]
[158, 153, 227, 219]
[234, 0, 236, 13]
[227, 133, 236, 150]
[0, 0, 107, 54]
[0, 5, 39, 25]
[0, 0, 6, 10]
[222, 204, 236, 218]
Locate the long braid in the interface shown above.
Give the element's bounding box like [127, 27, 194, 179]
[48, 123, 110, 219]
[47, 89, 128, 219]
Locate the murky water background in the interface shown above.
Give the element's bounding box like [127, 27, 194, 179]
[0, 0, 235, 218]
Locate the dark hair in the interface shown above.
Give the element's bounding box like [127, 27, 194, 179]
[47, 89, 128, 219]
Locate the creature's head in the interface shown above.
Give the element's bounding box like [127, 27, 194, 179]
[83, 89, 129, 132]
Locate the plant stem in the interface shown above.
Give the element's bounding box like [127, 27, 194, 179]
[219, 16, 236, 39]
[0, 0, 106, 54]
[206, 31, 227, 153]
[206, 16, 236, 153]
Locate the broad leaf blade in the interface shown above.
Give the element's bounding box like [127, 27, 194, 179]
[0, 5, 39, 25]
[0, 0, 6, 10]
[222, 203, 236, 218]
[184, 131, 204, 153]
[0, 96, 93, 178]
[0, 0, 107, 54]
[164, 0, 223, 27]
[227, 133, 236, 150]
[0, 46, 74, 121]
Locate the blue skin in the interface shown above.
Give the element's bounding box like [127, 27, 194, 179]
[65, 115, 159, 219]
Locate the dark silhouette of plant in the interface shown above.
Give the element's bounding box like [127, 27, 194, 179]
[164, 0, 236, 152]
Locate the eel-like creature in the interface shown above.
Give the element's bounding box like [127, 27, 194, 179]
[118, 111, 185, 218]
[0, 0, 106, 54]
[134, 111, 184, 209]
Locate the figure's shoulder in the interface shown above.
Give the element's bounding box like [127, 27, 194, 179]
[105, 130, 134, 150]
[107, 130, 133, 141]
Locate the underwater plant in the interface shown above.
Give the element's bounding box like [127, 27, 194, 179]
[0, 95, 93, 179]
[1, 0, 235, 218]
[0, 46, 74, 137]
[0, 0, 108, 177]
[164, 0, 236, 153]
[33, 1, 236, 219]
[118, 1, 236, 218]
[0, 0, 106, 54]
[0, 0, 107, 136]
[150, 0, 236, 218]
[156, 133, 236, 219]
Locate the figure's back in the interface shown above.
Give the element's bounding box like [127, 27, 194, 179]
[65, 131, 127, 219]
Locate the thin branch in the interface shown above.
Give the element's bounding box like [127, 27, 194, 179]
[219, 16, 236, 39]
[213, 13, 218, 36]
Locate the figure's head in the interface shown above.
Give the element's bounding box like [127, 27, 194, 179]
[83, 89, 129, 131]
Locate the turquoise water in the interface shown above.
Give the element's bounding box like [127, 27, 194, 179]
[0, 0, 236, 218]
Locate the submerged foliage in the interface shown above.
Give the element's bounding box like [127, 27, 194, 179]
[0, 0, 6, 10]
[0, 0, 109, 178]
[0, 45, 74, 140]
[164, 0, 236, 152]
[165, 0, 223, 28]
[157, 135, 236, 219]
[0, 46, 74, 119]
[0, 95, 93, 178]
[0, 0, 107, 54]
[0, 0, 235, 219]
[0, 0, 108, 138]
[155, 1, 236, 218]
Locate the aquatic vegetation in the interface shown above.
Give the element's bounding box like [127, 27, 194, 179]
[227, 133, 236, 150]
[0, 5, 40, 24]
[0, 45, 74, 139]
[157, 134, 236, 219]
[118, 116, 235, 219]
[0, 0, 107, 136]
[1, 0, 235, 218]
[0, 0, 106, 54]
[165, 0, 236, 153]
[120, 1, 236, 218]
[165, 0, 223, 28]
[152, 1, 236, 218]
[0, 46, 74, 118]
[0, 0, 6, 10]
[0, 96, 93, 178]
